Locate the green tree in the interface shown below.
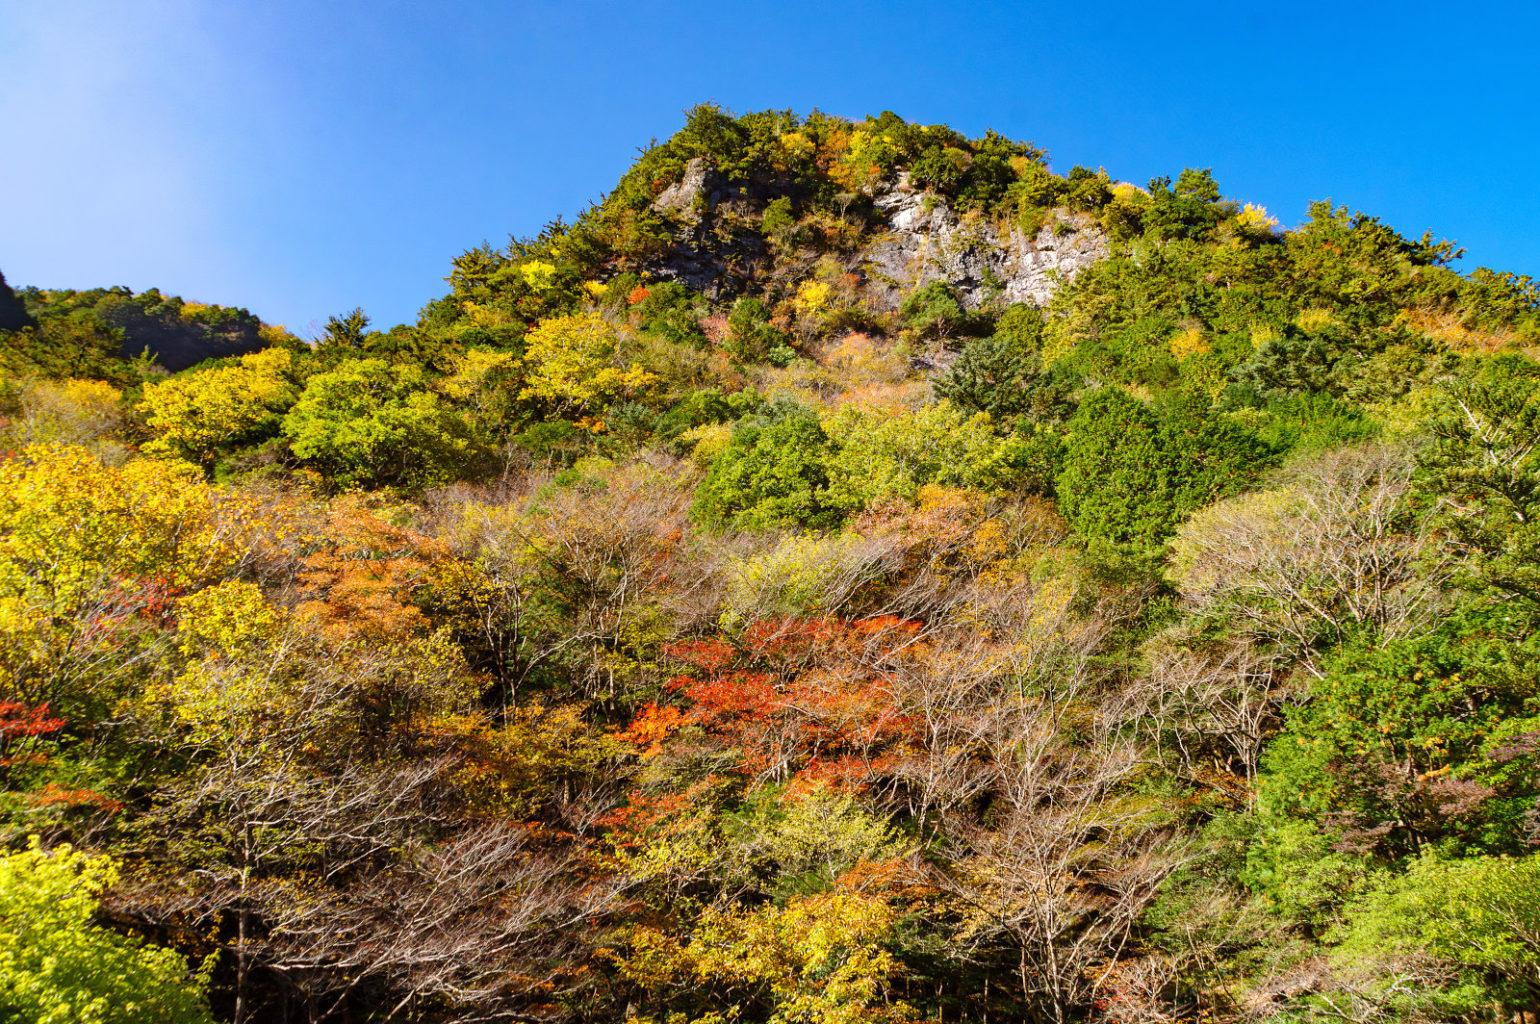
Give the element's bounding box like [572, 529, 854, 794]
[910, 144, 970, 193]
[1228, 321, 1361, 397]
[934, 306, 1078, 423]
[281, 357, 479, 489]
[1238, 818, 1379, 933]
[822, 402, 1032, 510]
[1155, 389, 1272, 511]
[1056, 389, 1176, 547]
[1419, 353, 1540, 612]
[315, 307, 372, 353]
[1260, 608, 1540, 859]
[0, 839, 216, 1024]
[900, 281, 967, 340]
[1063, 165, 1112, 211]
[1338, 853, 1540, 1020]
[693, 409, 842, 530]
[1284, 201, 1463, 328]
[1143, 169, 1232, 241]
[0, 311, 129, 384]
[0, 270, 33, 333]
[725, 296, 794, 365]
[627, 280, 707, 348]
[1057, 388, 1267, 548]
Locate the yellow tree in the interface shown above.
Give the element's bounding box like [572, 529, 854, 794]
[519, 312, 656, 416]
[440, 346, 524, 431]
[138, 347, 298, 467]
[0, 839, 216, 1024]
[615, 890, 917, 1024]
[6, 378, 123, 446]
[0, 445, 259, 712]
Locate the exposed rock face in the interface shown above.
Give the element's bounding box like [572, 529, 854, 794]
[646, 157, 766, 300]
[651, 156, 790, 222]
[860, 174, 1109, 310]
[641, 234, 766, 301]
[642, 162, 1110, 309]
[125, 327, 266, 372]
[100, 302, 267, 372]
[651, 157, 727, 222]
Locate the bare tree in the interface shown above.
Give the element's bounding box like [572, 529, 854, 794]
[1108, 628, 1292, 792]
[118, 619, 618, 1024]
[931, 719, 1192, 1024]
[248, 822, 619, 1024]
[865, 565, 1190, 1024]
[1171, 443, 1447, 678]
[429, 459, 710, 713]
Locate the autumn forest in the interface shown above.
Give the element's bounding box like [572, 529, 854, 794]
[2, 105, 1540, 1024]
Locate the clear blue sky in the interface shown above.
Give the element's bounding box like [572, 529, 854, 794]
[3, 0, 1536, 336]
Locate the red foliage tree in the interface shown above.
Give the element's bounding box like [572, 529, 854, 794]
[661, 616, 923, 788]
[0, 699, 64, 782]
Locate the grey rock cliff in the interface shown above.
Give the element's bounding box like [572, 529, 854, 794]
[860, 174, 1109, 310]
[641, 163, 1109, 310]
[645, 157, 765, 299]
[651, 157, 725, 222]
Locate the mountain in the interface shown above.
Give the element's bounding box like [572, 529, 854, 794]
[0, 282, 274, 381]
[1, 105, 1540, 1024]
[0, 271, 33, 333]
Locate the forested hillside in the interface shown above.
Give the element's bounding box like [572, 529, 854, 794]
[3, 104, 1540, 1024]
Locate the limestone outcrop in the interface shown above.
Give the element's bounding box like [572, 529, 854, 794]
[643, 162, 1110, 309]
[860, 173, 1109, 310]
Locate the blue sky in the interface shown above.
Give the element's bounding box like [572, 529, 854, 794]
[2, 0, 1536, 336]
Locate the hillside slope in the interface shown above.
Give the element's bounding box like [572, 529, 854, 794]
[1, 105, 1540, 1024]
